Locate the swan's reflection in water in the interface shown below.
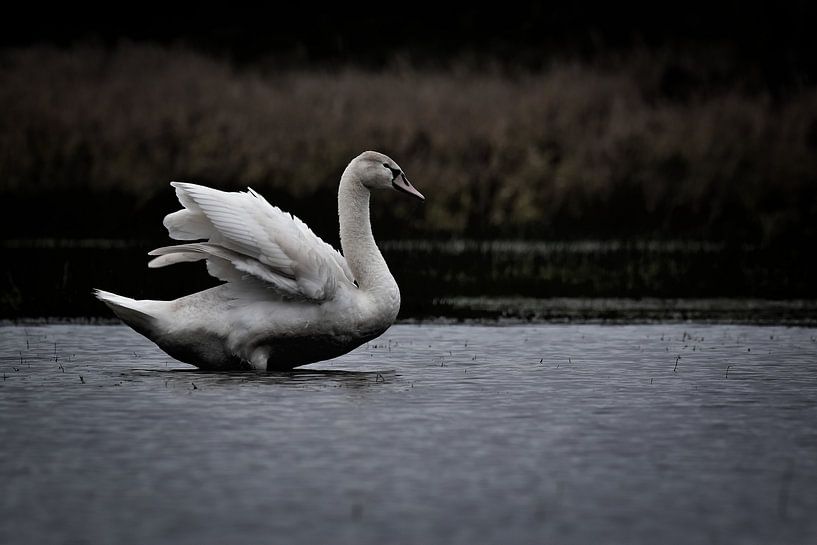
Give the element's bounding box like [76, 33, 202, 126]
[139, 367, 400, 389]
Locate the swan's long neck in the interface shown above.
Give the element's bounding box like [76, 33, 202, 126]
[338, 169, 398, 299]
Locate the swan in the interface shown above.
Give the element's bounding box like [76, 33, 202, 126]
[95, 151, 424, 371]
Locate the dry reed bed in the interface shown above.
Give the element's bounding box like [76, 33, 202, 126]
[1, 44, 815, 242]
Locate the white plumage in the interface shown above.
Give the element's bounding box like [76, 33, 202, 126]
[95, 151, 424, 371]
[148, 182, 353, 300]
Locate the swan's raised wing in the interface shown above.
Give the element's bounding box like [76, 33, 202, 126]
[148, 182, 354, 301]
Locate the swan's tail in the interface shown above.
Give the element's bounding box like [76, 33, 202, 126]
[94, 289, 160, 337]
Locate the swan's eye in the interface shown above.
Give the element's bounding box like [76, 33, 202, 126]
[383, 163, 401, 178]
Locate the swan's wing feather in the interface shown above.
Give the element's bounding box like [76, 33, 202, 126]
[163, 209, 211, 241]
[149, 243, 300, 292]
[156, 183, 353, 300]
[287, 207, 355, 283]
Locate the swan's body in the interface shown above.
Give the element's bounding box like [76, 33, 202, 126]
[95, 151, 424, 371]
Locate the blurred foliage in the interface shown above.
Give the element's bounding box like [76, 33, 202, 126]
[3, 241, 815, 318]
[1, 44, 816, 245]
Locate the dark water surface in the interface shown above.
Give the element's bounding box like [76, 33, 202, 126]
[1, 324, 816, 545]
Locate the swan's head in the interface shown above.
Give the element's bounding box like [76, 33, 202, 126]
[351, 151, 425, 201]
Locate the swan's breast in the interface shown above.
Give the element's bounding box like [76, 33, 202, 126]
[330, 282, 400, 336]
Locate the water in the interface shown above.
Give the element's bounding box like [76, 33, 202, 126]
[1, 324, 816, 545]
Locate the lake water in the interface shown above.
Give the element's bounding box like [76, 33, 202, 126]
[1, 323, 816, 545]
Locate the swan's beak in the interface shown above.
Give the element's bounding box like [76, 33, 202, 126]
[392, 173, 425, 201]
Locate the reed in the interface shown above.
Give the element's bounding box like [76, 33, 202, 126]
[1, 44, 815, 244]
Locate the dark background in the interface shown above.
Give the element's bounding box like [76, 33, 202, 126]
[4, 3, 817, 79]
[2, 1, 816, 318]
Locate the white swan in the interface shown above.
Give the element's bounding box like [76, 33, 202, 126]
[95, 151, 424, 371]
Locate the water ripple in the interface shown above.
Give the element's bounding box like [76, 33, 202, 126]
[1, 323, 816, 545]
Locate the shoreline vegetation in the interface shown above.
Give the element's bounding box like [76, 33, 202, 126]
[2, 44, 815, 319]
[1, 239, 814, 320]
[2, 44, 816, 245]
